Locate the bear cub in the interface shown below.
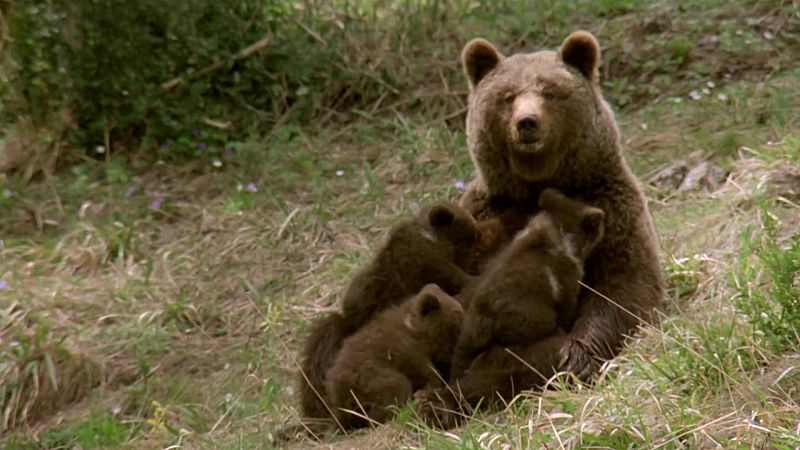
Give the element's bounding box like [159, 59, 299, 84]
[299, 201, 478, 421]
[451, 189, 604, 379]
[325, 283, 464, 430]
[341, 201, 478, 332]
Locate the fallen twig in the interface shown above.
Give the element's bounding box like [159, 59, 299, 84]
[160, 35, 271, 92]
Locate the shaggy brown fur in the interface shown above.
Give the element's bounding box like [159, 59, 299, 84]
[469, 201, 537, 276]
[298, 201, 478, 421]
[415, 330, 568, 429]
[450, 189, 604, 379]
[298, 312, 349, 421]
[341, 201, 478, 332]
[325, 284, 464, 430]
[417, 30, 664, 426]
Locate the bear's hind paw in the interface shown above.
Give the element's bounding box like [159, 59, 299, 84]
[413, 388, 467, 429]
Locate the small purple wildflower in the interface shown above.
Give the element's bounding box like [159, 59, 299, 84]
[454, 180, 466, 190]
[149, 197, 164, 210]
[197, 142, 208, 151]
[0, 280, 7, 290]
[191, 128, 201, 137]
[125, 186, 136, 197]
[224, 146, 235, 156]
[149, 190, 161, 197]
[246, 182, 257, 193]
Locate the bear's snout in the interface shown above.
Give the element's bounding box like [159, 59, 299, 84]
[510, 93, 547, 151]
[516, 116, 539, 133]
[515, 115, 540, 144]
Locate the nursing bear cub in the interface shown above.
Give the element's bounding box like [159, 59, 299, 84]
[341, 201, 479, 331]
[451, 188, 605, 379]
[299, 201, 480, 421]
[325, 284, 464, 429]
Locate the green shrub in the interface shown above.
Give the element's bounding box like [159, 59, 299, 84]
[1, 0, 627, 164]
[2, 0, 795, 167]
[735, 209, 800, 351]
[3, 1, 287, 158]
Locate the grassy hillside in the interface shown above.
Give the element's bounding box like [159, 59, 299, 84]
[1, 0, 799, 448]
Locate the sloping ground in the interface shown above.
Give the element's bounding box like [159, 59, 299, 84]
[1, 3, 800, 449]
[285, 69, 800, 450]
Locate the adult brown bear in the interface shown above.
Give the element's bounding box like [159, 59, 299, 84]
[416, 30, 664, 427]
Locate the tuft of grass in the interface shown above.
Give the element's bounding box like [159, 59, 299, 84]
[35, 413, 129, 449]
[0, 314, 103, 433]
[735, 204, 800, 352]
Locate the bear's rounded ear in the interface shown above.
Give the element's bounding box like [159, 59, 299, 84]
[558, 30, 600, 81]
[462, 38, 503, 89]
[417, 292, 441, 316]
[428, 204, 456, 227]
[580, 208, 605, 238]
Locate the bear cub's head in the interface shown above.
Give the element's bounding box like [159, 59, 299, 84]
[462, 31, 603, 184]
[417, 201, 480, 270]
[537, 188, 605, 261]
[407, 284, 465, 359]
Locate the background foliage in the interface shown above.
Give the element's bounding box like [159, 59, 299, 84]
[3, 0, 794, 167]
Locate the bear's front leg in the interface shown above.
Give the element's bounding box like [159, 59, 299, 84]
[459, 177, 491, 217]
[450, 311, 493, 380]
[559, 254, 664, 381]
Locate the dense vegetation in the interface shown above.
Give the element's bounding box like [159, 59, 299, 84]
[2, 0, 795, 167]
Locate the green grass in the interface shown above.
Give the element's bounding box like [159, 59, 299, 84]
[2, 0, 800, 448]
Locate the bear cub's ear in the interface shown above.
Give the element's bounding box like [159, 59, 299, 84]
[428, 203, 456, 227]
[580, 208, 605, 239]
[462, 38, 503, 89]
[558, 30, 601, 81]
[417, 291, 442, 316]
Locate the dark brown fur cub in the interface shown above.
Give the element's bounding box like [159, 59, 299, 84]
[298, 312, 348, 421]
[325, 284, 464, 430]
[451, 189, 604, 379]
[298, 201, 478, 421]
[341, 201, 478, 332]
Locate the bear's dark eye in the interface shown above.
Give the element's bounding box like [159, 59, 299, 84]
[542, 91, 556, 101]
[503, 93, 516, 104]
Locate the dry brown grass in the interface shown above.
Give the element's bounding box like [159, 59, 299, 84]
[0, 315, 102, 432]
[1, 2, 799, 447]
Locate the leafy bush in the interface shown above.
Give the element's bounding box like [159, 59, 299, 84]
[2, 0, 795, 167]
[3, 1, 286, 159]
[1, 0, 641, 165]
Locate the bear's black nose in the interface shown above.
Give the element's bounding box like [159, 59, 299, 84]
[516, 116, 539, 133]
